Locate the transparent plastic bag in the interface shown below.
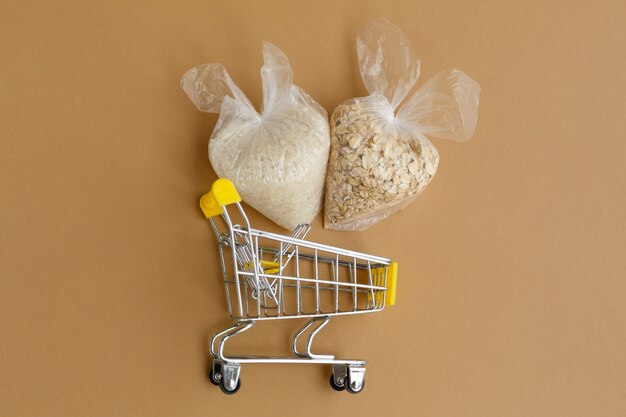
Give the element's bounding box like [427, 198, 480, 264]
[324, 18, 480, 231]
[181, 42, 330, 230]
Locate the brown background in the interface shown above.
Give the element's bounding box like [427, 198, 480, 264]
[1, 0, 625, 416]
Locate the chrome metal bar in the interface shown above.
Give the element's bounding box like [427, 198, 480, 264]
[235, 202, 262, 310]
[295, 245, 301, 315]
[292, 318, 317, 357]
[217, 320, 255, 361]
[273, 223, 311, 261]
[257, 246, 383, 270]
[220, 208, 243, 317]
[291, 316, 334, 359]
[243, 269, 249, 317]
[304, 316, 333, 359]
[367, 260, 374, 310]
[209, 321, 251, 358]
[235, 272, 386, 291]
[352, 257, 357, 311]
[209, 218, 221, 239]
[236, 228, 391, 265]
[216, 355, 366, 366]
[334, 254, 339, 313]
[255, 234, 261, 317]
[278, 242, 284, 317]
[217, 245, 233, 316]
[314, 249, 320, 314]
[239, 308, 383, 321]
[383, 264, 388, 309]
[274, 225, 311, 272]
[224, 280, 372, 294]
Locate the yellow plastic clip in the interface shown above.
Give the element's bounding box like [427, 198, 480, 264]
[199, 178, 242, 218]
[369, 261, 398, 307]
[260, 260, 280, 274]
[244, 260, 281, 275]
[385, 262, 398, 306]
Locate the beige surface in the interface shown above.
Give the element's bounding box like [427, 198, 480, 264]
[1, 0, 625, 416]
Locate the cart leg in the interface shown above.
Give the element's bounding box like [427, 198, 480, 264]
[207, 321, 253, 395]
[209, 321, 249, 358]
[216, 321, 254, 361]
[209, 321, 255, 359]
[292, 316, 334, 359]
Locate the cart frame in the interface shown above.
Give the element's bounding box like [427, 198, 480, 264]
[200, 179, 397, 394]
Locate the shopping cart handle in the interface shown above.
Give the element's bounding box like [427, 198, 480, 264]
[200, 178, 242, 218]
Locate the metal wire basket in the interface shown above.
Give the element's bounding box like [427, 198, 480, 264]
[200, 178, 397, 394]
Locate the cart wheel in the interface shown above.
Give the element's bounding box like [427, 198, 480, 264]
[219, 378, 241, 395]
[345, 376, 365, 394]
[330, 374, 345, 391]
[208, 368, 220, 386]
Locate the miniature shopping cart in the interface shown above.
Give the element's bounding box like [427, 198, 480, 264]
[199, 179, 397, 394]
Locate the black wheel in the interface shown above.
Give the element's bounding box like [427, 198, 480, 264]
[345, 376, 365, 394]
[208, 368, 220, 386]
[329, 374, 345, 391]
[219, 378, 241, 395]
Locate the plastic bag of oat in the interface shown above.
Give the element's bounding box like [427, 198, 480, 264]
[324, 18, 480, 231]
[181, 42, 330, 230]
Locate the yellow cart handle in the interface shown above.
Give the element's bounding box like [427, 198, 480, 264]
[199, 178, 242, 218]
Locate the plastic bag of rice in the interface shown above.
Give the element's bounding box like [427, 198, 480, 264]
[182, 42, 329, 230]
